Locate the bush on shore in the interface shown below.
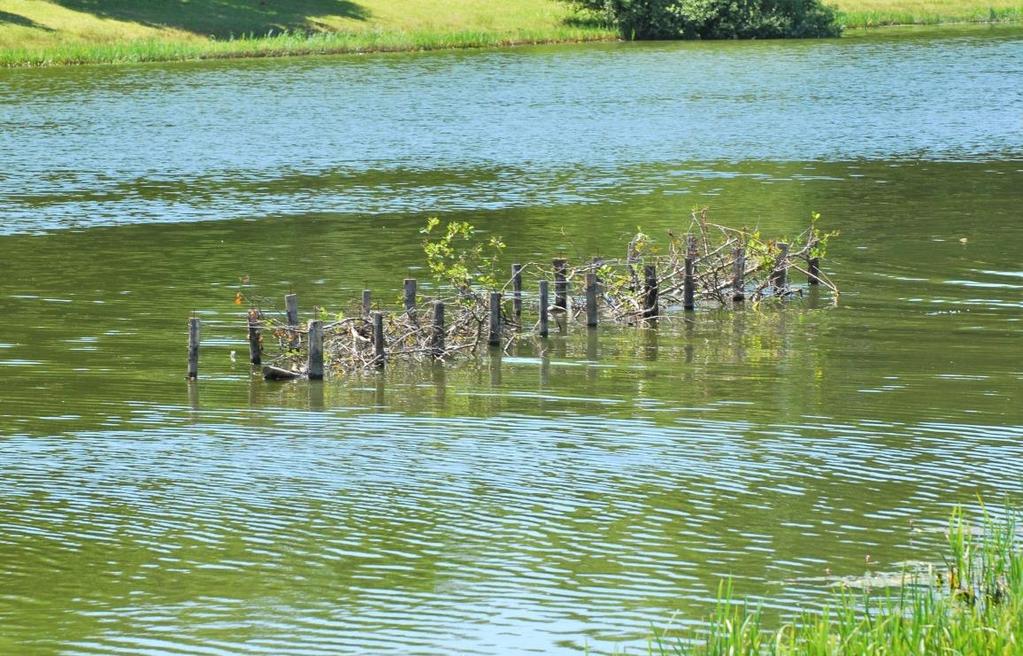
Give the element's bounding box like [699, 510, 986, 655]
[566, 0, 842, 39]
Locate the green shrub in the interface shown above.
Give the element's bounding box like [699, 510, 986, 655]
[567, 0, 842, 39]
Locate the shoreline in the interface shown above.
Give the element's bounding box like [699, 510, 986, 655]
[0, 17, 1020, 69]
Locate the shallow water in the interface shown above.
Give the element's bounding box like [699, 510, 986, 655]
[1, 27, 1022, 655]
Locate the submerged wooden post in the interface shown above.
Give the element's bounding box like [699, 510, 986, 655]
[808, 256, 821, 285]
[187, 317, 200, 379]
[643, 264, 658, 320]
[247, 310, 261, 365]
[404, 278, 417, 316]
[772, 242, 790, 290]
[553, 259, 568, 311]
[285, 293, 299, 349]
[585, 273, 598, 328]
[732, 247, 746, 302]
[308, 320, 324, 380]
[362, 289, 372, 317]
[431, 300, 445, 358]
[372, 312, 385, 368]
[512, 264, 523, 322]
[489, 292, 502, 346]
[683, 235, 697, 311]
[538, 280, 549, 338]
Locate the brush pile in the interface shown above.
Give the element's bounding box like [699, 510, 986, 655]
[249, 211, 838, 378]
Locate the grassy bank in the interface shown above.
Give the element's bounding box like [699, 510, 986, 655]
[652, 507, 1022, 655]
[0, 0, 1021, 67]
[837, 0, 1023, 28]
[0, 0, 613, 67]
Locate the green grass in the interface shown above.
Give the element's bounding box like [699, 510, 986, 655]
[0, 0, 1021, 67]
[837, 0, 1023, 28]
[0, 26, 614, 67]
[650, 506, 1023, 655]
[0, 0, 614, 67]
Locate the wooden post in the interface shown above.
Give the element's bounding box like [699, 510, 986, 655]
[539, 280, 549, 338]
[512, 264, 523, 322]
[732, 247, 746, 302]
[683, 235, 696, 311]
[308, 320, 324, 380]
[643, 265, 659, 320]
[585, 273, 598, 328]
[372, 312, 385, 368]
[431, 300, 445, 358]
[553, 259, 568, 311]
[772, 242, 790, 290]
[489, 292, 502, 346]
[403, 278, 417, 316]
[247, 310, 261, 365]
[285, 293, 299, 349]
[187, 317, 200, 379]
[808, 256, 821, 285]
[362, 289, 372, 317]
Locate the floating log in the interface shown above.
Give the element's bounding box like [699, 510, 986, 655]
[187, 317, 200, 379]
[263, 364, 301, 381]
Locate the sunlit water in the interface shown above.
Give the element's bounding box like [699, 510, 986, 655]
[1, 26, 1022, 655]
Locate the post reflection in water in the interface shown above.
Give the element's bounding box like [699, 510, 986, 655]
[309, 380, 325, 411]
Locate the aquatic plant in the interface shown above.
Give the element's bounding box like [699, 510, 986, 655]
[649, 506, 1023, 655]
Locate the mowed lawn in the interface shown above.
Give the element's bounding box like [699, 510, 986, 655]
[0, 0, 1020, 66]
[0, 0, 613, 64]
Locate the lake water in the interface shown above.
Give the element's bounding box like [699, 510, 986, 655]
[1, 26, 1022, 655]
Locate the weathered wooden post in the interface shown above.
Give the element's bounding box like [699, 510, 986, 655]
[732, 247, 746, 302]
[372, 312, 385, 368]
[489, 292, 502, 346]
[362, 289, 372, 317]
[772, 242, 790, 290]
[404, 278, 417, 317]
[512, 264, 523, 322]
[187, 317, 200, 379]
[808, 256, 821, 285]
[683, 235, 697, 311]
[431, 300, 445, 358]
[285, 293, 299, 349]
[247, 310, 262, 365]
[538, 280, 549, 338]
[585, 273, 598, 328]
[553, 259, 568, 311]
[308, 320, 324, 380]
[643, 264, 659, 320]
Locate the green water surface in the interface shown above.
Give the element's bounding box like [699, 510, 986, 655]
[1, 28, 1022, 655]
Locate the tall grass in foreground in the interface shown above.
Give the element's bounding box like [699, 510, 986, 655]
[652, 506, 1022, 655]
